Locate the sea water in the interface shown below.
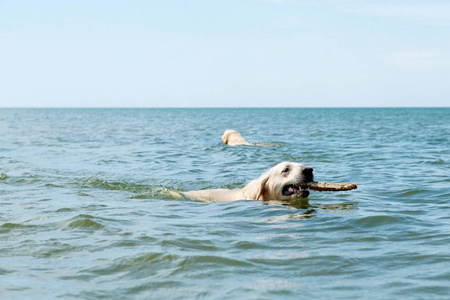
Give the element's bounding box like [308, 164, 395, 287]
[1, 108, 449, 299]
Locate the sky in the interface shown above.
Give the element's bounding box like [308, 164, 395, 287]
[1, 0, 449, 107]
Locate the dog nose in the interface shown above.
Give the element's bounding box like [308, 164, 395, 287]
[302, 167, 314, 181]
[302, 167, 313, 175]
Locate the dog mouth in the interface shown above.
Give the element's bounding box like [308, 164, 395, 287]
[282, 184, 310, 198]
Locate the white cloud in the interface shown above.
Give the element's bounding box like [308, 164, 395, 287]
[390, 50, 448, 68]
[341, 2, 450, 26]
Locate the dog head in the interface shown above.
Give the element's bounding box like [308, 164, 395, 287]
[221, 129, 249, 146]
[244, 162, 314, 200]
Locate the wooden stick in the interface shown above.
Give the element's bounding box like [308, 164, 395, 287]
[301, 181, 357, 191]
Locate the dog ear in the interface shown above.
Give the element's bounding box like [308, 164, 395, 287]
[244, 172, 270, 200]
[222, 131, 229, 144]
[256, 176, 269, 200]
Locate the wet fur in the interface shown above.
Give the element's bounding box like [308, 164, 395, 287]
[183, 162, 313, 202]
[221, 130, 252, 146]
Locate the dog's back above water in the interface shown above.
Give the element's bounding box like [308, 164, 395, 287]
[183, 162, 314, 202]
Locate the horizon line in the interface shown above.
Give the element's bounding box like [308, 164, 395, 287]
[0, 106, 448, 109]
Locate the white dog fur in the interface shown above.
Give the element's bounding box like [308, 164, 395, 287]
[183, 162, 314, 202]
[222, 129, 252, 146]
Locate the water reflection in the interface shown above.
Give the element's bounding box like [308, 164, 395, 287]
[262, 199, 358, 222]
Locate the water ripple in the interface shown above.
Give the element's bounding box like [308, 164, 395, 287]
[1, 108, 449, 299]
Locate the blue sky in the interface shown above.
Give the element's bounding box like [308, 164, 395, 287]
[1, 0, 449, 107]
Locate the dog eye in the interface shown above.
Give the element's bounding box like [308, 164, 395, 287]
[282, 167, 289, 173]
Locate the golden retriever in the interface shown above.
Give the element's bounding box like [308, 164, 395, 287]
[221, 130, 252, 146]
[183, 162, 314, 202]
